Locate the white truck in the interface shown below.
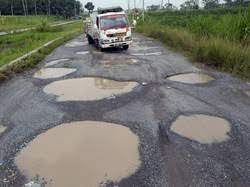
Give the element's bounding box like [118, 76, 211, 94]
[85, 7, 132, 51]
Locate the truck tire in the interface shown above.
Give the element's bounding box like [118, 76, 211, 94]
[87, 35, 94, 45]
[123, 45, 129, 50]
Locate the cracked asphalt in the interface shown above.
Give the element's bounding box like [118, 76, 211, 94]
[0, 33, 250, 186]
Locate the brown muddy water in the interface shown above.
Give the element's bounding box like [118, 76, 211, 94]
[33, 68, 76, 79]
[43, 77, 138, 101]
[170, 115, 231, 144]
[45, 59, 70, 67]
[15, 121, 141, 187]
[167, 73, 214, 84]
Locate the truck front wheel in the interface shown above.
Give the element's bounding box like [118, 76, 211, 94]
[123, 45, 129, 50]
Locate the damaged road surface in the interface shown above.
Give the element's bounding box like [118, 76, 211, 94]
[0, 34, 250, 186]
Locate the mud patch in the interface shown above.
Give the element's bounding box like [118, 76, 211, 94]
[65, 41, 87, 47]
[167, 73, 214, 84]
[45, 59, 70, 67]
[76, 51, 89, 55]
[44, 77, 138, 101]
[170, 115, 231, 144]
[34, 68, 76, 79]
[15, 121, 141, 187]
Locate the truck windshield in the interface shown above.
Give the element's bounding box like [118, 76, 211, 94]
[100, 15, 128, 30]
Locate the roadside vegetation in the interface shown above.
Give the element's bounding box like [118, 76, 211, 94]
[136, 7, 250, 79]
[0, 16, 61, 32]
[0, 21, 82, 80]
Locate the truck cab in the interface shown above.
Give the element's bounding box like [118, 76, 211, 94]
[85, 7, 132, 51]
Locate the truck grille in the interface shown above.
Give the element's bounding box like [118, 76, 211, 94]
[107, 32, 126, 38]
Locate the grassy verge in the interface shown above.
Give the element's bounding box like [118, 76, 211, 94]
[0, 16, 62, 32]
[136, 8, 250, 80]
[0, 21, 82, 81]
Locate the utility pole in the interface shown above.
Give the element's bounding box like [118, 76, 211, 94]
[21, 0, 26, 16]
[47, 0, 51, 16]
[134, 0, 136, 9]
[11, 0, 14, 16]
[127, 0, 130, 13]
[142, 0, 145, 22]
[34, 0, 37, 15]
[74, 1, 77, 16]
[161, 0, 164, 9]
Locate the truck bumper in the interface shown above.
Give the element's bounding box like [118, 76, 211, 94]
[100, 40, 132, 49]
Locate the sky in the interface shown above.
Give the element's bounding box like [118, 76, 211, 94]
[80, 0, 188, 10]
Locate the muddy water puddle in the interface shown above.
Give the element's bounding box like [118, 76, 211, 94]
[34, 68, 76, 79]
[170, 115, 231, 144]
[65, 41, 87, 47]
[100, 58, 139, 67]
[0, 124, 6, 134]
[76, 51, 89, 55]
[44, 77, 138, 101]
[167, 73, 214, 84]
[245, 90, 250, 97]
[132, 52, 162, 56]
[45, 59, 70, 67]
[15, 121, 141, 187]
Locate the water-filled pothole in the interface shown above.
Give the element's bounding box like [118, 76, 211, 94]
[0, 124, 6, 134]
[245, 90, 250, 97]
[15, 121, 141, 187]
[76, 51, 89, 55]
[34, 68, 76, 79]
[100, 58, 139, 67]
[45, 59, 70, 67]
[167, 73, 214, 84]
[132, 52, 162, 56]
[65, 41, 87, 47]
[44, 77, 138, 101]
[170, 115, 231, 144]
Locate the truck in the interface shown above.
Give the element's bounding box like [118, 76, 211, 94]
[84, 7, 132, 51]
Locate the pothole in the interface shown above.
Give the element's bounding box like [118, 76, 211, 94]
[170, 115, 231, 144]
[167, 73, 214, 84]
[132, 52, 162, 56]
[100, 58, 139, 67]
[34, 68, 76, 79]
[15, 121, 141, 187]
[44, 77, 138, 101]
[245, 90, 250, 97]
[0, 124, 6, 134]
[76, 51, 89, 55]
[65, 41, 87, 47]
[45, 59, 70, 67]
[131, 44, 159, 51]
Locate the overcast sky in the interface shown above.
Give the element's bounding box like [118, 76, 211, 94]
[80, 0, 189, 10]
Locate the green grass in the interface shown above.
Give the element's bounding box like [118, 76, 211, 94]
[0, 16, 63, 32]
[136, 7, 250, 79]
[0, 21, 82, 67]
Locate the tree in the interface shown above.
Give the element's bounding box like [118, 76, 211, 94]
[85, 2, 95, 14]
[0, 0, 82, 17]
[202, 0, 219, 9]
[180, 0, 199, 10]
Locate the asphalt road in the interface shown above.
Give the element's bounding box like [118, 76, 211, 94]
[0, 34, 250, 186]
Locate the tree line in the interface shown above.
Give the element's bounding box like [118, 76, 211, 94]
[0, 0, 83, 17]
